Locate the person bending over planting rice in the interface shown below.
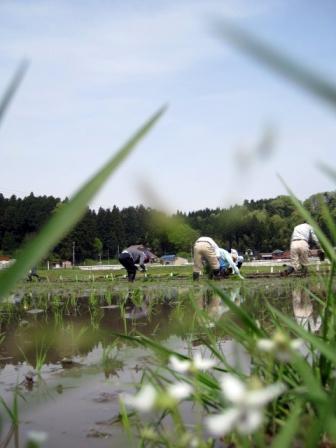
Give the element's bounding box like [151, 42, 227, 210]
[218, 248, 244, 279]
[27, 266, 41, 282]
[118, 245, 150, 282]
[281, 222, 324, 276]
[193, 236, 221, 280]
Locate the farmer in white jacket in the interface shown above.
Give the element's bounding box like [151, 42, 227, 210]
[282, 222, 323, 276]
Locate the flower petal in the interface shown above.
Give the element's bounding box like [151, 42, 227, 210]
[290, 339, 304, 350]
[121, 384, 157, 412]
[245, 383, 286, 407]
[220, 374, 246, 403]
[193, 353, 216, 370]
[169, 355, 191, 373]
[256, 339, 276, 352]
[237, 409, 263, 434]
[205, 408, 241, 436]
[167, 381, 193, 401]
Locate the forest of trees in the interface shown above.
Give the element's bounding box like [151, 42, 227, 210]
[0, 191, 335, 263]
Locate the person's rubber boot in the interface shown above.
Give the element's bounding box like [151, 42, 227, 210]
[193, 272, 200, 281]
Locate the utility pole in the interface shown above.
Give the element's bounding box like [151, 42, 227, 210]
[72, 241, 76, 268]
[107, 248, 110, 265]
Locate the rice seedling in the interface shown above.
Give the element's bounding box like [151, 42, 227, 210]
[17, 336, 50, 376]
[34, 341, 50, 374]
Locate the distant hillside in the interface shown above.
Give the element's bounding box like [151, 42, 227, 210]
[0, 190, 335, 262]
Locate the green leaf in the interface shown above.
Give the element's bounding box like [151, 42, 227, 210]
[291, 354, 326, 403]
[214, 21, 336, 110]
[0, 106, 166, 300]
[271, 401, 302, 448]
[0, 60, 28, 127]
[210, 282, 266, 337]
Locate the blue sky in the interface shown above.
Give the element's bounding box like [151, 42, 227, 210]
[0, 0, 335, 213]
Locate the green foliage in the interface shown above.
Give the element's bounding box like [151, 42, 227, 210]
[93, 237, 103, 258]
[1, 191, 335, 260]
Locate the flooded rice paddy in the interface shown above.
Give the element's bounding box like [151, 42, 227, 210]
[0, 278, 325, 447]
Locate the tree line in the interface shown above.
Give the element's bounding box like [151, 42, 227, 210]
[0, 191, 335, 263]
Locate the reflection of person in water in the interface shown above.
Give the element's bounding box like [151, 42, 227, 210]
[124, 293, 150, 320]
[197, 287, 243, 326]
[292, 288, 321, 333]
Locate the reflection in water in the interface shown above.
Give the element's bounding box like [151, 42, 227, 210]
[292, 287, 321, 333]
[123, 294, 151, 320]
[0, 282, 326, 447]
[195, 286, 243, 324]
[192, 286, 250, 374]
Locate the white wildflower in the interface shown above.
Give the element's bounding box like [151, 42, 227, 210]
[121, 384, 157, 412]
[256, 331, 304, 361]
[206, 408, 243, 436]
[169, 354, 216, 373]
[256, 339, 275, 352]
[169, 355, 191, 373]
[290, 339, 304, 350]
[205, 374, 285, 436]
[220, 374, 247, 403]
[167, 381, 193, 401]
[193, 353, 216, 370]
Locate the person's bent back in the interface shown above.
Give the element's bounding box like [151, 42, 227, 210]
[119, 246, 149, 282]
[193, 236, 220, 280]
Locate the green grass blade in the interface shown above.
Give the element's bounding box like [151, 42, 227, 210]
[210, 282, 266, 337]
[271, 401, 302, 448]
[291, 355, 326, 403]
[0, 106, 166, 300]
[317, 162, 336, 183]
[320, 202, 336, 246]
[214, 21, 336, 110]
[277, 175, 336, 264]
[0, 60, 28, 127]
[115, 333, 189, 361]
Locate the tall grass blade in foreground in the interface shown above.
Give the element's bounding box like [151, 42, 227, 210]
[214, 21, 336, 110]
[271, 401, 302, 448]
[0, 106, 166, 300]
[318, 162, 336, 183]
[0, 60, 28, 127]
